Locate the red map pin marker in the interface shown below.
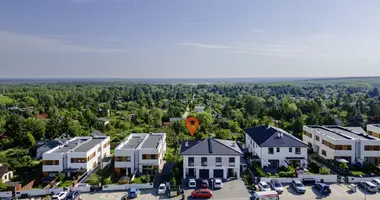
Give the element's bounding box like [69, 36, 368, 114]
[185, 117, 200, 137]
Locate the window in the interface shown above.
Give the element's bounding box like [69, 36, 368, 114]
[289, 148, 292, 153]
[269, 148, 274, 154]
[188, 157, 194, 166]
[87, 152, 96, 161]
[215, 157, 222, 166]
[364, 145, 380, 151]
[229, 157, 235, 166]
[71, 158, 86, 163]
[43, 160, 59, 165]
[322, 150, 327, 156]
[295, 148, 301, 155]
[151, 154, 157, 159]
[103, 141, 110, 148]
[143, 154, 158, 160]
[316, 136, 320, 141]
[201, 157, 207, 166]
[303, 131, 312, 138]
[277, 147, 280, 152]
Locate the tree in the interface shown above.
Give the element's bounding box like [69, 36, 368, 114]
[216, 129, 232, 140]
[86, 174, 101, 186]
[0, 180, 7, 191]
[25, 118, 46, 140]
[21, 132, 36, 149]
[46, 116, 62, 139]
[148, 108, 163, 127]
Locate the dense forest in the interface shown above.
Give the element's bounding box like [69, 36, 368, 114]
[2, 78, 380, 177]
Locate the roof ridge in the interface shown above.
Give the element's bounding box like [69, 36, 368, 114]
[213, 138, 243, 155]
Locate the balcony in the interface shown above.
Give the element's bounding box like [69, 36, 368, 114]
[188, 162, 194, 167]
[201, 161, 207, 167]
[229, 162, 235, 167]
[215, 162, 222, 167]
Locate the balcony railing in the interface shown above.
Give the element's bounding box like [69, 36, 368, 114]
[229, 162, 235, 167]
[216, 162, 222, 166]
[189, 162, 194, 166]
[201, 162, 207, 166]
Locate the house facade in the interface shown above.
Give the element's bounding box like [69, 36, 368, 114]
[303, 125, 380, 165]
[42, 135, 110, 177]
[367, 124, 380, 139]
[114, 133, 166, 176]
[245, 125, 308, 168]
[181, 138, 243, 179]
[0, 164, 13, 183]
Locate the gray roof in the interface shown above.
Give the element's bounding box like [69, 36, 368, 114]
[324, 126, 377, 140]
[245, 125, 308, 147]
[121, 136, 145, 149]
[73, 138, 105, 152]
[141, 135, 162, 149]
[0, 166, 11, 176]
[52, 138, 89, 153]
[308, 126, 350, 140]
[180, 138, 243, 156]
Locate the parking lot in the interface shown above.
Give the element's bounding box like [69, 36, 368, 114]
[80, 180, 380, 200]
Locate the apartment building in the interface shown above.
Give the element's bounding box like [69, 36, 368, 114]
[114, 133, 166, 176]
[180, 138, 243, 180]
[42, 135, 110, 177]
[245, 125, 308, 169]
[303, 125, 380, 165]
[366, 124, 380, 139]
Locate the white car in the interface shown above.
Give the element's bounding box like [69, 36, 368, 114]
[51, 191, 67, 200]
[269, 179, 283, 194]
[371, 179, 380, 189]
[188, 178, 196, 188]
[158, 183, 167, 195]
[258, 181, 271, 191]
[213, 178, 223, 189]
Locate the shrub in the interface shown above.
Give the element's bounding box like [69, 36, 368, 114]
[266, 172, 272, 177]
[339, 162, 349, 171]
[141, 174, 150, 183]
[103, 177, 112, 185]
[279, 166, 287, 171]
[319, 167, 331, 175]
[278, 172, 288, 177]
[86, 174, 101, 186]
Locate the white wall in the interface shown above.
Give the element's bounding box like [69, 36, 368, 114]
[260, 178, 294, 183]
[347, 176, 380, 183]
[0, 191, 12, 198]
[42, 152, 64, 172]
[298, 174, 337, 183]
[15, 188, 64, 197]
[2, 171, 13, 182]
[115, 148, 135, 173]
[367, 125, 380, 136]
[359, 139, 380, 163]
[102, 183, 153, 191]
[260, 147, 308, 168]
[72, 186, 91, 193]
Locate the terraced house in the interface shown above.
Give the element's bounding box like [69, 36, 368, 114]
[303, 125, 380, 165]
[114, 133, 166, 176]
[42, 135, 110, 177]
[366, 124, 380, 139]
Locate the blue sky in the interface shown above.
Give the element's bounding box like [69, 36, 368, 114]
[1, 0, 380, 78]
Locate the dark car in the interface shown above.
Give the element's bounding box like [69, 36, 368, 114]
[200, 179, 209, 189]
[127, 188, 140, 199]
[65, 191, 82, 200]
[314, 183, 331, 195]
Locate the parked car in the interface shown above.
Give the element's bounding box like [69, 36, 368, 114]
[291, 179, 306, 194]
[127, 188, 141, 199]
[191, 189, 212, 199]
[258, 181, 271, 192]
[371, 179, 380, 189]
[359, 181, 378, 193]
[314, 183, 331, 196]
[65, 191, 82, 200]
[200, 179, 209, 188]
[158, 183, 167, 195]
[188, 178, 196, 188]
[52, 191, 67, 200]
[213, 178, 223, 189]
[269, 179, 283, 194]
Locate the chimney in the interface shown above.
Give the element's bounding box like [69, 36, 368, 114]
[277, 132, 281, 138]
[185, 141, 188, 147]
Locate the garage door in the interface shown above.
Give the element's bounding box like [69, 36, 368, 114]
[213, 169, 224, 178]
[199, 169, 209, 179]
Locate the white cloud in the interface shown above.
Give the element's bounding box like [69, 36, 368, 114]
[253, 29, 264, 33]
[178, 42, 228, 49]
[0, 31, 129, 53]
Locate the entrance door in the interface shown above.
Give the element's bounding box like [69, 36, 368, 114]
[268, 160, 279, 168]
[199, 169, 209, 179]
[213, 169, 224, 178]
[188, 168, 195, 178]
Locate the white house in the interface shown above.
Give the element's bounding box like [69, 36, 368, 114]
[42, 135, 110, 177]
[0, 164, 13, 183]
[366, 124, 380, 139]
[303, 125, 380, 165]
[245, 125, 308, 169]
[114, 133, 166, 176]
[180, 138, 243, 180]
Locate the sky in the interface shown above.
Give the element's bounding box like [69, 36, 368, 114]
[1, 0, 380, 78]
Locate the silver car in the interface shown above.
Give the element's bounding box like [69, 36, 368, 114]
[291, 179, 306, 194]
[269, 179, 283, 194]
[371, 179, 380, 189]
[359, 181, 378, 193]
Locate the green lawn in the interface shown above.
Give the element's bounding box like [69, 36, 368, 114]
[351, 171, 366, 176]
[58, 180, 73, 188]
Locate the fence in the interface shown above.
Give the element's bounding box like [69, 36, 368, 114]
[0, 192, 12, 198]
[15, 188, 63, 198]
[71, 186, 91, 193]
[260, 174, 337, 184]
[345, 176, 380, 183]
[102, 183, 154, 191]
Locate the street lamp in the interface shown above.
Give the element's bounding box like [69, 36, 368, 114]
[359, 175, 366, 200]
[210, 179, 214, 200]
